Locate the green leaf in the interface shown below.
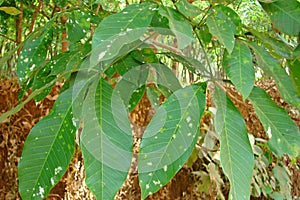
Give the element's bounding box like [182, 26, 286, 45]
[214, 87, 254, 200]
[260, 0, 300, 36]
[0, 6, 21, 15]
[197, 24, 212, 46]
[175, 0, 201, 18]
[91, 3, 156, 68]
[66, 10, 91, 42]
[115, 66, 149, 111]
[18, 88, 76, 199]
[249, 29, 295, 59]
[248, 87, 300, 157]
[114, 53, 141, 76]
[249, 42, 300, 110]
[16, 22, 53, 84]
[139, 84, 206, 199]
[131, 47, 159, 64]
[164, 52, 209, 76]
[151, 63, 182, 93]
[223, 40, 255, 99]
[80, 78, 132, 199]
[32, 66, 55, 102]
[159, 6, 193, 49]
[287, 59, 300, 95]
[207, 5, 241, 53]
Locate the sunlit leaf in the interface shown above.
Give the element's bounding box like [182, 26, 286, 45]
[214, 87, 254, 200]
[18, 88, 76, 200]
[139, 84, 206, 199]
[223, 40, 255, 99]
[80, 78, 132, 199]
[0, 6, 21, 15]
[260, 0, 300, 36]
[248, 86, 300, 157]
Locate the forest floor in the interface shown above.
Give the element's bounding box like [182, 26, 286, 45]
[0, 78, 300, 200]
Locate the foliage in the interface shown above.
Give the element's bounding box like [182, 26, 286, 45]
[0, 0, 299, 199]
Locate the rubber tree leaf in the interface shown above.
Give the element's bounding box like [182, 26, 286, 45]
[214, 87, 254, 200]
[260, 0, 300, 36]
[164, 52, 209, 76]
[248, 87, 300, 157]
[32, 65, 56, 102]
[91, 3, 156, 68]
[115, 66, 149, 111]
[16, 20, 54, 84]
[18, 88, 76, 200]
[151, 63, 182, 93]
[207, 5, 241, 53]
[249, 43, 300, 110]
[80, 78, 132, 199]
[139, 84, 206, 199]
[114, 52, 142, 76]
[159, 6, 193, 49]
[175, 0, 201, 18]
[249, 29, 295, 59]
[223, 40, 255, 99]
[287, 59, 300, 96]
[66, 10, 91, 43]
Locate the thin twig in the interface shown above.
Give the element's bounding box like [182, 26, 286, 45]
[0, 34, 16, 43]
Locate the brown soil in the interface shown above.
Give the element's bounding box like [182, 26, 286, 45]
[0, 78, 299, 199]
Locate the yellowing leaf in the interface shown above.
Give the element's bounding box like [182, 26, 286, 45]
[0, 6, 21, 15]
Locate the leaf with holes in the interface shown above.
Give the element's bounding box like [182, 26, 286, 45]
[80, 78, 132, 199]
[214, 87, 254, 200]
[138, 84, 206, 199]
[18, 88, 76, 200]
[67, 10, 91, 42]
[223, 40, 254, 99]
[248, 86, 300, 157]
[16, 20, 54, 84]
[90, 3, 156, 68]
